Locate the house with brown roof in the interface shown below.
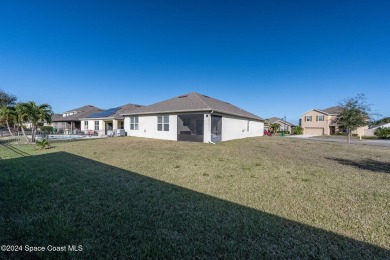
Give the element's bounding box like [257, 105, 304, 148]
[301, 106, 367, 136]
[266, 117, 295, 133]
[51, 105, 103, 134]
[80, 104, 143, 136]
[121, 92, 264, 143]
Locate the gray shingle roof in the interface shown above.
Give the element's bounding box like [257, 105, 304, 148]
[319, 106, 341, 115]
[121, 92, 263, 121]
[52, 105, 103, 122]
[268, 117, 295, 126]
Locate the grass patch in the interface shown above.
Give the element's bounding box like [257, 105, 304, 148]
[0, 137, 389, 258]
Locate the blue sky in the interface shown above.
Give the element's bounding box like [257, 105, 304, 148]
[1, 0, 389, 124]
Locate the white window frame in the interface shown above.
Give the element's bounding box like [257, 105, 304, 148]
[317, 115, 324, 121]
[94, 121, 99, 131]
[157, 115, 169, 131]
[130, 116, 139, 130]
[305, 116, 312, 122]
[84, 121, 88, 129]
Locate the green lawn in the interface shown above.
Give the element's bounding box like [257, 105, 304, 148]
[1, 137, 389, 258]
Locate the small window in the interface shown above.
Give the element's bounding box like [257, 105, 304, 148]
[317, 115, 324, 121]
[94, 121, 99, 131]
[84, 121, 88, 129]
[305, 116, 312, 122]
[157, 115, 169, 131]
[130, 116, 139, 130]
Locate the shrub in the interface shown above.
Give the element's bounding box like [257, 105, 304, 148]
[40, 126, 53, 132]
[293, 126, 303, 135]
[36, 139, 52, 149]
[374, 127, 390, 139]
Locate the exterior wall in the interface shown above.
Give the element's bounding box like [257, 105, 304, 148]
[301, 110, 330, 135]
[124, 113, 263, 143]
[124, 115, 178, 141]
[352, 126, 368, 136]
[81, 119, 106, 136]
[221, 115, 264, 141]
[364, 123, 390, 136]
[272, 120, 293, 133]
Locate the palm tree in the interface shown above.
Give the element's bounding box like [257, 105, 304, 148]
[270, 123, 280, 134]
[0, 106, 16, 136]
[14, 103, 30, 142]
[24, 101, 53, 142]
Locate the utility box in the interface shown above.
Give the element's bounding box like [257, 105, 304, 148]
[115, 129, 126, 137]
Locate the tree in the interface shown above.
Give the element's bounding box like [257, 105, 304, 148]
[0, 89, 17, 107]
[336, 94, 371, 144]
[24, 101, 53, 142]
[374, 127, 390, 139]
[270, 123, 280, 134]
[15, 103, 30, 142]
[0, 89, 17, 135]
[0, 106, 16, 136]
[293, 125, 303, 135]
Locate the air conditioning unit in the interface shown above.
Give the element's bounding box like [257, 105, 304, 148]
[115, 129, 126, 137]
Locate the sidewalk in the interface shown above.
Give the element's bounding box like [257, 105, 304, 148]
[287, 135, 390, 147]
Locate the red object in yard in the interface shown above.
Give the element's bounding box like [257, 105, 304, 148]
[264, 130, 272, 136]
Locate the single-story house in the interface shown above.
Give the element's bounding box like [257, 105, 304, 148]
[266, 117, 295, 133]
[80, 104, 143, 136]
[364, 123, 390, 136]
[51, 105, 103, 134]
[301, 106, 368, 136]
[121, 92, 264, 143]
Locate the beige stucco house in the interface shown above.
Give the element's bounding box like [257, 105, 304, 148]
[266, 117, 295, 133]
[301, 106, 367, 136]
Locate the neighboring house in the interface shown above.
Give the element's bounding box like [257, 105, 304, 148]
[80, 104, 143, 136]
[51, 105, 103, 134]
[266, 117, 295, 133]
[121, 92, 264, 143]
[364, 123, 390, 136]
[301, 106, 367, 136]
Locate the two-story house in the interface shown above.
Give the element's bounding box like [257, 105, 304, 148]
[301, 106, 367, 136]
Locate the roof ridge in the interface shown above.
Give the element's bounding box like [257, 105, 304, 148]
[192, 92, 211, 109]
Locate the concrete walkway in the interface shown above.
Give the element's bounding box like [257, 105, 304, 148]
[287, 135, 390, 147]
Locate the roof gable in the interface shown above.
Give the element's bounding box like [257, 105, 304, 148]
[267, 117, 295, 126]
[52, 105, 103, 122]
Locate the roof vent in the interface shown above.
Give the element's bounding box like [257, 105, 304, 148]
[178, 95, 188, 98]
[203, 95, 210, 98]
[135, 105, 142, 107]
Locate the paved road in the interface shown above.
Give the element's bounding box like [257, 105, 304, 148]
[287, 135, 390, 147]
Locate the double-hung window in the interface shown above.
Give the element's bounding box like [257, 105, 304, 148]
[94, 121, 99, 130]
[130, 116, 139, 130]
[157, 115, 169, 131]
[317, 115, 324, 121]
[84, 121, 88, 129]
[305, 116, 312, 122]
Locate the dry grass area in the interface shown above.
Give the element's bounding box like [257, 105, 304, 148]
[1, 136, 389, 258]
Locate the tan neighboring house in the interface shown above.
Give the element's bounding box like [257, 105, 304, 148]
[364, 123, 390, 136]
[51, 105, 103, 134]
[301, 106, 368, 136]
[266, 117, 295, 133]
[80, 104, 143, 136]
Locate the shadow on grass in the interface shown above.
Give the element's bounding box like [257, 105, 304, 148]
[1, 152, 389, 259]
[327, 157, 390, 174]
[0, 143, 30, 157]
